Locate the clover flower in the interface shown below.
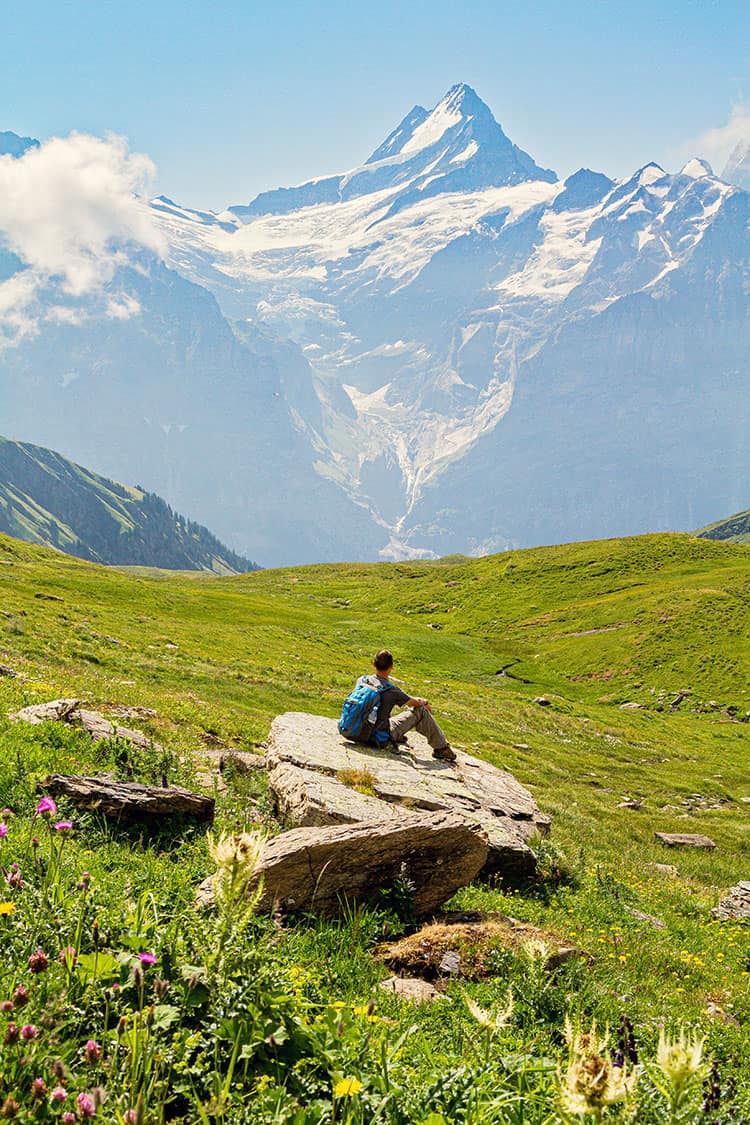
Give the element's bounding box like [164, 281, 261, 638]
[50, 1087, 67, 1104]
[84, 1039, 102, 1064]
[20, 1023, 38, 1040]
[4, 1023, 19, 1045]
[36, 796, 57, 816]
[31, 1078, 47, 1100]
[28, 949, 48, 973]
[12, 985, 28, 1008]
[0, 1098, 19, 1119]
[0, 1001, 12, 1013]
[54, 821, 74, 832]
[62, 1114, 76, 1124]
[76, 1091, 96, 1118]
[0, 823, 7, 838]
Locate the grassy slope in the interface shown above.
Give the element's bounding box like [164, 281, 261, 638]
[0, 435, 258, 572]
[698, 508, 750, 545]
[1, 530, 750, 1105]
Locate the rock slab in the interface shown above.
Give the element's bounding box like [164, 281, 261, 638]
[654, 832, 716, 849]
[224, 811, 488, 917]
[712, 882, 750, 920]
[40, 774, 214, 822]
[9, 699, 161, 752]
[265, 712, 550, 876]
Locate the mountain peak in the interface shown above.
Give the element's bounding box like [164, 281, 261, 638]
[722, 139, 750, 191]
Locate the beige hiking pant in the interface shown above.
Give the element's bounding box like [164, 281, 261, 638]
[388, 705, 449, 750]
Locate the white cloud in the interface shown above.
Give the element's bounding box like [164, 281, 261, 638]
[0, 132, 165, 347]
[676, 101, 750, 174]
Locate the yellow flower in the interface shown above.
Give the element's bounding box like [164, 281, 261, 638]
[559, 1017, 638, 1118]
[334, 1077, 363, 1097]
[0, 902, 16, 916]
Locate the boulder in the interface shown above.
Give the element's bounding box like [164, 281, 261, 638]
[712, 882, 750, 920]
[378, 977, 447, 1004]
[9, 699, 161, 752]
[198, 812, 488, 917]
[265, 712, 550, 876]
[39, 774, 214, 822]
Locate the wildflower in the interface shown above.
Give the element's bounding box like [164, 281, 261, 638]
[123, 1112, 137, 1125]
[76, 1092, 96, 1118]
[59, 946, 77, 966]
[54, 821, 74, 832]
[63, 1114, 76, 1124]
[0, 1001, 12, 1013]
[0, 823, 7, 838]
[559, 1017, 638, 1118]
[31, 1078, 47, 1100]
[464, 987, 514, 1033]
[51, 1059, 66, 1079]
[5, 869, 23, 890]
[656, 1026, 707, 1102]
[36, 796, 58, 815]
[208, 829, 266, 902]
[12, 985, 28, 1008]
[0, 902, 15, 916]
[50, 1088, 67, 1104]
[4, 1022, 19, 1045]
[21, 1023, 38, 1040]
[333, 1077, 363, 1097]
[28, 949, 49, 973]
[84, 1039, 102, 1064]
[0, 1098, 19, 1118]
[138, 952, 156, 966]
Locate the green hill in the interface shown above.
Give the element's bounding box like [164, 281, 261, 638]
[1, 531, 749, 1121]
[697, 507, 750, 545]
[0, 435, 258, 572]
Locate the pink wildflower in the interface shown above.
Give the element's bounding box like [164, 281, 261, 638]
[0, 823, 7, 838]
[54, 821, 73, 832]
[35, 796, 57, 815]
[28, 949, 48, 973]
[11, 985, 28, 1008]
[83, 1039, 101, 1064]
[50, 1087, 67, 1103]
[21, 1024, 38, 1040]
[63, 1114, 76, 1124]
[59, 946, 77, 966]
[123, 1111, 137, 1124]
[138, 952, 156, 966]
[31, 1078, 47, 1099]
[4, 1022, 19, 1045]
[76, 1091, 96, 1119]
[0, 1001, 12, 1013]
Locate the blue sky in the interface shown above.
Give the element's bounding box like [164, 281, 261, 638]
[2, 0, 749, 209]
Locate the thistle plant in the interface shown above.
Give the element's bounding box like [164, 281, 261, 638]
[558, 1016, 639, 1121]
[207, 830, 266, 964]
[651, 1027, 707, 1123]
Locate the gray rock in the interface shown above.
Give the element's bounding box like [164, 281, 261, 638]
[197, 811, 488, 917]
[712, 881, 750, 920]
[654, 832, 716, 849]
[378, 977, 447, 1003]
[648, 863, 679, 877]
[265, 712, 550, 876]
[9, 698, 81, 724]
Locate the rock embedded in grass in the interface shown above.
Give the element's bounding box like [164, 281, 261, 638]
[712, 881, 750, 920]
[654, 832, 716, 849]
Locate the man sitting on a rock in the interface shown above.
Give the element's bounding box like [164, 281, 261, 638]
[355, 649, 457, 762]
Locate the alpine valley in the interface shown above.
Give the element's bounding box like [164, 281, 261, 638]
[2, 84, 750, 565]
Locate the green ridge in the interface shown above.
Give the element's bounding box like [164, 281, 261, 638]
[0, 435, 258, 572]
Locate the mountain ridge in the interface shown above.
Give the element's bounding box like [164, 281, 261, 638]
[0, 435, 259, 572]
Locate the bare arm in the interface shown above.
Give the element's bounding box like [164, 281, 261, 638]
[407, 696, 432, 711]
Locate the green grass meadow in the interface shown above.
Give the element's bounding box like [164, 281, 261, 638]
[0, 531, 748, 1121]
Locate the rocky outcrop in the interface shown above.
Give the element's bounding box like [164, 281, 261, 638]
[9, 699, 161, 753]
[39, 774, 214, 822]
[712, 882, 750, 920]
[265, 712, 550, 876]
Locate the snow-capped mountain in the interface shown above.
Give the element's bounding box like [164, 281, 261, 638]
[2, 86, 750, 563]
[152, 84, 750, 559]
[723, 139, 750, 192]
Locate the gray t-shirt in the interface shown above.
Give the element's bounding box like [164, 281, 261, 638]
[358, 674, 409, 743]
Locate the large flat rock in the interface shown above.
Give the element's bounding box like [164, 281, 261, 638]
[252, 812, 488, 916]
[265, 712, 550, 876]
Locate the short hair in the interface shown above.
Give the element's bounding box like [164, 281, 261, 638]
[373, 649, 394, 671]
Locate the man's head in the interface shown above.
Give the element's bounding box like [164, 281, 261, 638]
[373, 649, 394, 674]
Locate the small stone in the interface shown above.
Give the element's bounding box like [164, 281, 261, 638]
[378, 977, 446, 1003]
[619, 702, 644, 710]
[618, 799, 644, 809]
[534, 696, 552, 707]
[0, 664, 17, 677]
[624, 906, 665, 929]
[438, 951, 461, 976]
[648, 863, 679, 877]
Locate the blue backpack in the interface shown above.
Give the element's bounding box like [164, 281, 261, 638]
[338, 676, 392, 745]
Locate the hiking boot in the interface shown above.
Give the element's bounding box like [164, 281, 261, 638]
[432, 744, 457, 762]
